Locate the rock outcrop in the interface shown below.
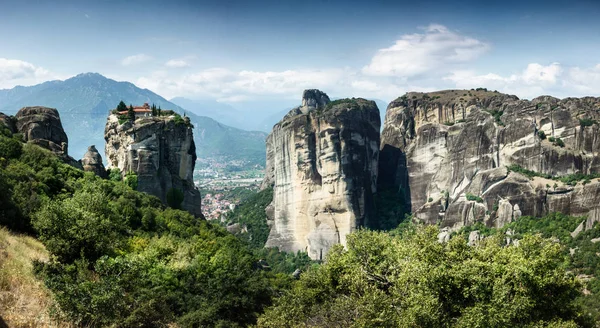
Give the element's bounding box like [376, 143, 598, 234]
[104, 114, 202, 217]
[0, 113, 16, 133]
[262, 90, 380, 259]
[380, 89, 600, 229]
[14, 106, 69, 155]
[81, 145, 107, 178]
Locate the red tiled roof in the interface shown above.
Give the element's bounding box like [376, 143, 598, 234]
[117, 108, 152, 115]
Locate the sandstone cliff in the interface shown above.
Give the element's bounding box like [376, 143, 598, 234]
[104, 114, 202, 217]
[81, 145, 107, 178]
[15, 106, 69, 155]
[1, 107, 81, 168]
[380, 89, 600, 229]
[262, 90, 380, 259]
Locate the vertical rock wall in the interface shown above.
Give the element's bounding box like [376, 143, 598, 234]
[105, 115, 202, 217]
[263, 90, 380, 259]
[380, 90, 600, 229]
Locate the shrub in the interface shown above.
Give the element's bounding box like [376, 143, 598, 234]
[258, 227, 584, 327]
[118, 114, 129, 125]
[538, 130, 547, 140]
[580, 118, 597, 127]
[486, 109, 505, 126]
[0, 135, 22, 159]
[465, 192, 483, 202]
[124, 171, 138, 190]
[108, 168, 121, 181]
[555, 137, 565, 147]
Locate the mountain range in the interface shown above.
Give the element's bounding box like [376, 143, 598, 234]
[0, 73, 268, 163]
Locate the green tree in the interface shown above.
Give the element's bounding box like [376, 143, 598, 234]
[258, 226, 585, 327]
[128, 104, 135, 121]
[151, 103, 157, 117]
[116, 100, 127, 112]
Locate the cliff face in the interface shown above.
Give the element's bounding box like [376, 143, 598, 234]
[104, 114, 202, 217]
[380, 89, 600, 229]
[15, 106, 69, 155]
[81, 145, 107, 178]
[263, 90, 380, 259]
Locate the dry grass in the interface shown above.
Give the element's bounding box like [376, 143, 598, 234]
[0, 228, 70, 327]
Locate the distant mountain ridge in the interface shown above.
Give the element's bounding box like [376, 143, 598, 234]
[0, 73, 267, 164]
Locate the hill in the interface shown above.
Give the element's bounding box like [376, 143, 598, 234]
[0, 73, 267, 163]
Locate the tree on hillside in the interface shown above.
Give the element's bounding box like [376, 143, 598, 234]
[116, 100, 127, 112]
[157, 105, 162, 116]
[128, 104, 135, 121]
[151, 103, 157, 117]
[258, 226, 587, 327]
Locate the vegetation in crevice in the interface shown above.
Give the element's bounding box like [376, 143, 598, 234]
[507, 164, 600, 186]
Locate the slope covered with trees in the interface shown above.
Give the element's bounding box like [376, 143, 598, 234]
[0, 120, 598, 327]
[0, 125, 289, 327]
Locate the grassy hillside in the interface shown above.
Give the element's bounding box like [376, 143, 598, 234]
[0, 228, 69, 327]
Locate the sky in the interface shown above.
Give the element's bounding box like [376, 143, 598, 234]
[1, 0, 600, 106]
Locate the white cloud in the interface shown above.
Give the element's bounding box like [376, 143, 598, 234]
[121, 54, 152, 66]
[136, 68, 353, 101]
[0, 58, 56, 89]
[444, 62, 600, 99]
[165, 59, 190, 68]
[362, 24, 489, 77]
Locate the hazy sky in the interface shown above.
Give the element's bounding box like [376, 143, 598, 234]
[1, 0, 600, 103]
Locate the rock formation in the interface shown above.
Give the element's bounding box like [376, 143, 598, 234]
[380, 89, 600, 229]
[104, 114, 202, 217]
[0, 113, 16, 134]
[262, 90, 380, 260]
[81, 145, 107, 178]
[14, 106, 69, 155]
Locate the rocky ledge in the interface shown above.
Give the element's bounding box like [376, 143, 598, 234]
[104, 114, 202, 217]
[262, 90, 380, 259]
[380, 89, 600, 229]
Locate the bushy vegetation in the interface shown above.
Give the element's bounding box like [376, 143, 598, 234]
[538, 130, 547, 139]
[485, 109, 505, 126]
[507, 164, 600, 186]
[548, 136, 566, 147]
[224, 187, 273, 249]
[580, 118, 598, 127]
[324, 98, 361, 111]
[3, 120, 600, 326]
[496, 213, 600, 323]
[0, 127, 295, 327]
[258, 226, 586, 327]
[466, 192, 483, 202]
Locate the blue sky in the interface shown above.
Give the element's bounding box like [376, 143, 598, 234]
[1, 0, 600, 104]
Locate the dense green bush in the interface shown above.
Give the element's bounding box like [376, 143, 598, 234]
[580, 118, 598, 127]
[224, 187, 273, 249]
[465, 192, 483, 202]
[258, 226, 585, 327]
[0, 138, 294, 327]
[538, 130, 547, 140]
[124, 170, 138, 190]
